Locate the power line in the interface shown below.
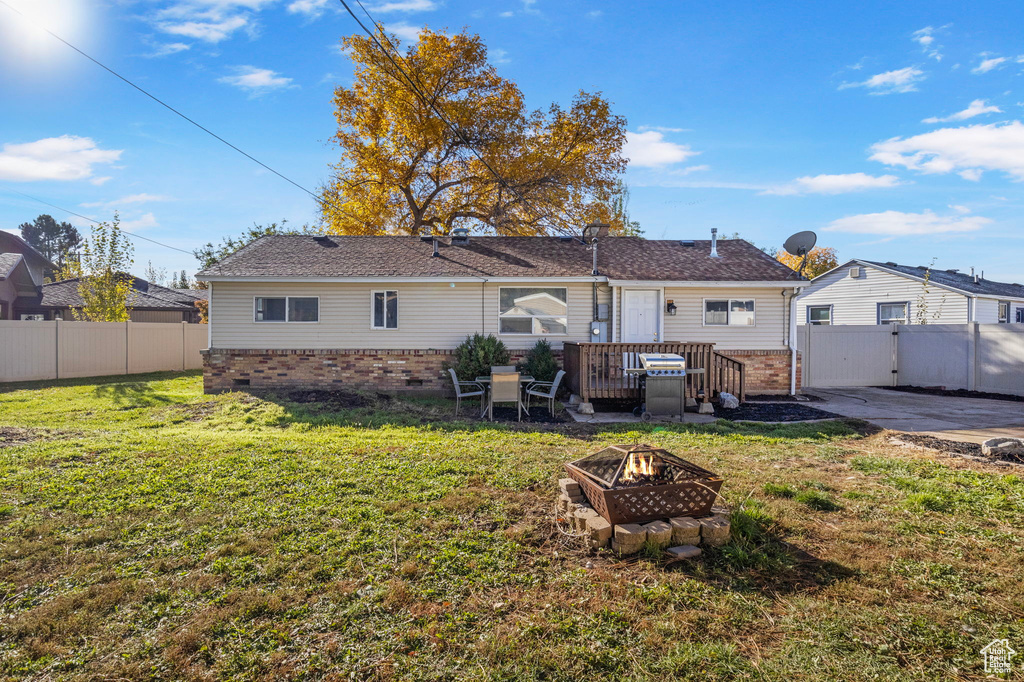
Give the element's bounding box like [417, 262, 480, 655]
[339, 0, 571, 235]
[0, 0, 323, 206]
[1, 186, 195, 255]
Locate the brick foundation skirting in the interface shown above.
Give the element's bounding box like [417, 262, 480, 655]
[715, 349, 800, 395]
[201, 348, 551, 395]
[202, 347, 799, 396]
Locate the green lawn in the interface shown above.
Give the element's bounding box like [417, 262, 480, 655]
[0, 372, 1021, 680]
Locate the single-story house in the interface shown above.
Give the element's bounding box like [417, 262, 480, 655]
[197, 232, 806, 395]
[16, 276, 207, 323]
[797, 259, 1024, 326]
[0, 231, 57, 320]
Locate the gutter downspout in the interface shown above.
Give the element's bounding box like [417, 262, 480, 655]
[788, 285, 803, 395]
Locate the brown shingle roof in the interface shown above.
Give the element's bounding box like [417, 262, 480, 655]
[40, 278, 200, 311]
[198, 235, 801, 282]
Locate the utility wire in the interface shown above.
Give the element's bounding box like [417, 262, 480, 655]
[0, 0, 368, 231]
[340, 0, 571, 235]
[1, 186, 195, 255]
[0, 0, 321, 204]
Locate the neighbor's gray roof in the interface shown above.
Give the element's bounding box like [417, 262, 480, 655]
[862, 260, 1024, 299]
[40, 278, 201, 310]
[0, 252, 22, 280]
[197, 235, 802, 282]
[0, 231, 58, 270]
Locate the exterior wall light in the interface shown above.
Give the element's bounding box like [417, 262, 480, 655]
[666, 300, 677, 316]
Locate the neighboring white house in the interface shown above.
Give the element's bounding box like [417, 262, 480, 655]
[797, 259, 1024, 326]
[197, 233, 806, 394]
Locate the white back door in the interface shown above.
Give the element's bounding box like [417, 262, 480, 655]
[622, 289, 660, 342]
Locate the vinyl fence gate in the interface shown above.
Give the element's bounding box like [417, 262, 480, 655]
[799, 323, 1024, 396]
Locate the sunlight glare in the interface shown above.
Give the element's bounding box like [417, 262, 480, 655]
[0, 0, 94, 74]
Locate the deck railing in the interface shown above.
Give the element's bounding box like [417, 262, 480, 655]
[563, 342, 745, 404]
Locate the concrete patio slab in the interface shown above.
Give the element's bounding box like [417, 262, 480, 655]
[805, 387, 1024, 444]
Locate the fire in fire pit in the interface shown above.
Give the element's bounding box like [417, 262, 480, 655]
[565, 444, 722, 525]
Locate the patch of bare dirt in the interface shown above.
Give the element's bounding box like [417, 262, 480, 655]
[0, 427, 44, 447]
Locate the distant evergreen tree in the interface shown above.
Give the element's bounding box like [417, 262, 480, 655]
[19, 214, 82, 266]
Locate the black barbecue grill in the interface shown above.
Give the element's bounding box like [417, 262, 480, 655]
[626, 353, 688, 422]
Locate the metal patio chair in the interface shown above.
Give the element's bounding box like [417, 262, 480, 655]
[489, 371, 526, 421]
[525, 370, 566, 417]
[490, 365, 516, 374]
[448, 368, 485, 418]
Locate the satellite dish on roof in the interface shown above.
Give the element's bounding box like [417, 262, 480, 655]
[782, 231, 818, 279]
[783, 231, 817, 257]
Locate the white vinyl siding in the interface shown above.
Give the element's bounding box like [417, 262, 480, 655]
[661, 286, 789, 350]
[797, 263, 970, 325]
[975, 297, 1024, 324]
[210, 281, 603, 350]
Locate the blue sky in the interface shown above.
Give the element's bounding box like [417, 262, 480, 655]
[1, 0, 1022, 283]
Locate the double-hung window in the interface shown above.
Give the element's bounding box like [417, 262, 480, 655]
[255, 296, 319, 322]
[372, 290, 398, 329]
[877, 301, 908, 325]
[998, 301, 1010, 324]
[704, 299, 755, 326]
[499, 287, 568, 335]
[807, 305, 832, 325]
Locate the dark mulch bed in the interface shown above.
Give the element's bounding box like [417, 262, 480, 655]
[286, 389, 390, 410]
[878, 385, 1024, 403]
[486, 405, 569, 424]
[889, 432, 1024, 465]
[714, 403, 842, 422]
[746, 393, 823, 403]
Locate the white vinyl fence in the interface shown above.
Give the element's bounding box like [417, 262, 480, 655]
[799, 323, 1024, 396]
[0, 321, 207, 383]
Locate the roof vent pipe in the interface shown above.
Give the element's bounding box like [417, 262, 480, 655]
[710, 228, 721, 258]
[432, 238, 440, 258]
[592, 237, 599, 276]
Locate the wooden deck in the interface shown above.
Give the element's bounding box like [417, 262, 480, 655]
[563, 342, 744, 404]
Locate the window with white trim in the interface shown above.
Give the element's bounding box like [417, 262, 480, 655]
[997, 301, 1010, 324]
[254, 296, 319, 322]
[877, 301, 908, 325]
[372, 290, 398, 329]
[499, 287, 567, 334]
[807, 305, 832, 325]
[704, 299, 755, 326]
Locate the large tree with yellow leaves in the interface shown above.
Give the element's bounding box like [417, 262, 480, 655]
[776, 246, 839, 278]
[320, 28, 628, 236]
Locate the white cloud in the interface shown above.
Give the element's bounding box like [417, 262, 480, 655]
[521, 0, 539, 14]
[972, 56, 1007, 74]
[218, 66, 296, 94]
[90, 176, 112, 186]
[912, 26, 942, 60]
[839, 67, 925, 94]
[499, 10, 513, 17]
[371, 0, 436, 11]
[384, 22, 422, 42]
[145, 42, 191, 58]
[624, 131, 699, 168]
[151, 1, 278, 43]
[587, 10, 602, 18]
[490, 48, 510, 64]
[81, 194, 174, 209]
[870, 121, 1024, 181]
[762, 173, 902, 196]
[0, 136, 122, 182]
[287, 0, 329, 16]
[678, 165, 709, 175]
[637, 125, 692, 133]
[823, 209, 991, 236]
[120, 213, 159, 231]
[923, 99, 1002, 123]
